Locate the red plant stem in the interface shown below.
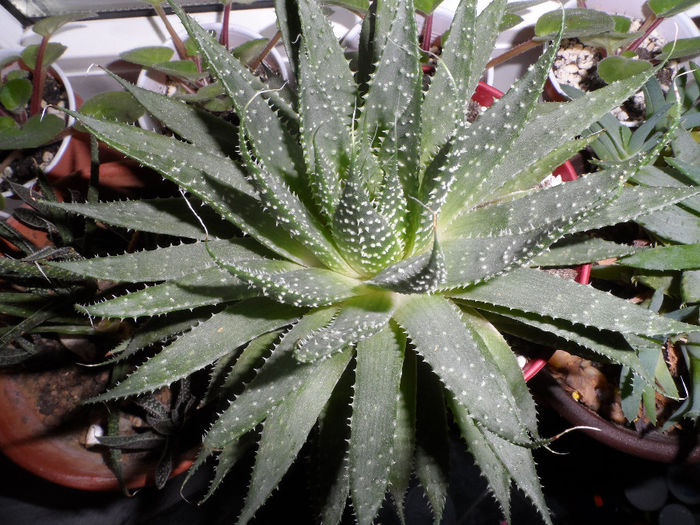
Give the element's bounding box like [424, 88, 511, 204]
[220, 2, 231, 50]
[420, 15, 434, 73]
[625, 15, 663, 53]
[249, 31, 282, 73]
[28, 36, 48, 117]
[420, 14, 433, 52]
[485, 39, 542, 69]
[154, 3, 188, 60]
[576, 264, 591, 285]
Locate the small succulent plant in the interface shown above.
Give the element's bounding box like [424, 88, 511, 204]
[0, 14, 90, 151]
[35, 0, 700, 522]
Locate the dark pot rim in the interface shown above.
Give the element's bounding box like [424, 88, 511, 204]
[531, 369, 700, 463]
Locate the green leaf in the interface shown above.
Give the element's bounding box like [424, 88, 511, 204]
[534, 8, 614, 40]
[210, 249, 364, 307]
[361, 0, 420, 148]
[150, 60, 206, 82]
[294, 293, 395, 362]
[170, 1, 304, 196]
[349, 326, 405, 525]
[77, 91, 144, 124]
[682, 270, 700, 302]
[450, 404, 511, 522]
[295, 0, 354, 217]
[204, 308, 337, 449]
[79, 267, 249, 318]
[200, 438, 252, 503]
[491, 67, 660, 193]
[52, 238, 262, 282]
[433, 27, 562, 238]
[372, 0, 424, 206]
[66, 110, 255, 198]
[207, 330, 282, 402]
[325, 0, 370, 12]
[42, 198, 233, 240]
[20, 43, 67, 70]
[238, 122, 350, 273]
[0, 78, 32, 112]
[597, 56, 652, 84]
[494, 135, 599, 199]
[500, 13, 523, 31]
[648, 0, 700, 17]
[237, 348, 351, 524]
[105, 70, 237, 156]
[314, 365, 353, 525]
[394, 294, 532, 443]
[63, 111, 313, 263]
[32, 12, 91, 38]
[0, 116, 17, 131]
[666, 157, 700, 185]
[444, 169, 624, 240]
[414, 358, 449, 524]
[461, 307, 538, 435]
[618, 244, 700, 270]
[583, 31, 642, 55]
[414, 0, 444, 13]
[369, 233, 446, 293]
[104, 309, 212, 364]
[637, 206, 700, 244]
[89, 299, 301, 401]
[451, 267, 698, 336]
[571, 186, 700, 234]
[659, 37, 700, 61]
[120, 46, 175, 67]
[421, 0, 505, 164]
[389, 348, 416, 521]
[480, 308, 650, 381]
[532, 236, 641, 266]
[481, 426, 551, 525]
[231, 38, 268, 65]
[331, 166, 403, 275]
[0, 113, 64, 150]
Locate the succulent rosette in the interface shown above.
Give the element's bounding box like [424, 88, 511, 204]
[43, 0, 699, 522]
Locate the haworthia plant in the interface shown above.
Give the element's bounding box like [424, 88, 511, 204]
[45, 0, 699, 523]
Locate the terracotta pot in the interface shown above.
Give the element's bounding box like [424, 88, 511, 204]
[532, 370, 700, 463]
[0, 361, 195, 490]
[46, 130, 161, 193]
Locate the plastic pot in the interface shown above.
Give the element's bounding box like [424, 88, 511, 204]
[546, 0, 700, 102]
[0, 49, 77, 198]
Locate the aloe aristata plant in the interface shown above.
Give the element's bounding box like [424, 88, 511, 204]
[42, 0, 700, 522]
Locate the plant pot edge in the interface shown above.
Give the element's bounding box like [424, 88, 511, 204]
[532, 369, 700, 463]
[0, 48, 77, 199]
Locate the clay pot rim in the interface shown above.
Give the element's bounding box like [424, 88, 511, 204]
[532, 369, 700, 463]
[0, 367, 196, 491]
